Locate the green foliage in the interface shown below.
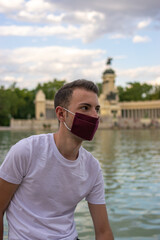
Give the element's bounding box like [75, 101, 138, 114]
[13, 88, 35, 119]
[0, 79, 66, 126]
[149, 85, 160, 100]
[36, 79, 66, 100]
[0, 86, 19, 126]
[97, 83, 102, 96]
[0, 79, 159, 126]
[118, 82, 154, 101]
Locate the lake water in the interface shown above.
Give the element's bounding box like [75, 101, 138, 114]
[0, 129, 160, 240]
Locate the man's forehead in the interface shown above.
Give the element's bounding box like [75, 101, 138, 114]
[71, 88, 99, 105]
[72, 88, 96, 96]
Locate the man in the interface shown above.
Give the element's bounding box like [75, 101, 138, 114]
[0, 79, 114, 240]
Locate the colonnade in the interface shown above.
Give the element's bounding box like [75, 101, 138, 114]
[45, 107, 160, 119]
[121, 108, 160, 119]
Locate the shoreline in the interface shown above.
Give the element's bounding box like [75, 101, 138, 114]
[0, 126, 11, 131]
[0, 125, 160, 131]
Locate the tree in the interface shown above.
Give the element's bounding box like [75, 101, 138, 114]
[36, 79, 66, 100]
[1, 79, 159, 126]
[97, 82, 102, 96]
[0, 86, 19, 126]
[0, 79, 66, 126]
[149, 85, 160, 100]
[118, 82, 153, 101]
[13, 88, 35, 119]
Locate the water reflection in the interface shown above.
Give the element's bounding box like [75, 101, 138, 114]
[90, 129, 160, 239]
[0, 130, 48, 164]
[0, 129, 160, 239]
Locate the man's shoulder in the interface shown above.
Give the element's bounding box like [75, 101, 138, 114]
[81, 146, 100, 166]
[21, 133, 53, 144]
[27, 132, 53, 140]
[13, 133, 53, 152]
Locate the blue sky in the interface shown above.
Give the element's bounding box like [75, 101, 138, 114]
[0, 0, 159, 89]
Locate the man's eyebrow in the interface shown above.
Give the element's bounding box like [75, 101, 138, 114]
[79, 103, 100, 108]
[79, 103, 91, 106]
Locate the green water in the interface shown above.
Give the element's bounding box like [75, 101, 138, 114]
[0, 129, 160, 240]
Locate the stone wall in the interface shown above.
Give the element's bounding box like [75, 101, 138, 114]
[10, 117, 160, 130]
[10, 118, 58, 130]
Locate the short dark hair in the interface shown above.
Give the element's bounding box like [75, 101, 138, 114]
[54, 79, 99, 109]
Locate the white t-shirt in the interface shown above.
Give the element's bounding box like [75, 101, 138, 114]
[0, 133, 105, 240]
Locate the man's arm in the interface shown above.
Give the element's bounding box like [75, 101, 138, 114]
[0, 178, 19, 240]
[88, 202, 114, 240]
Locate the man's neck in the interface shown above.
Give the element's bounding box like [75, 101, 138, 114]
[54, 131, 82, 161]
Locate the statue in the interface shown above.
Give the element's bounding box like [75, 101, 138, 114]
[106, 91, 117, 101]
[106, 57, 113, 65]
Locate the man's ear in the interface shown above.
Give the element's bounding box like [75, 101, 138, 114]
[55, 106, 65, 122]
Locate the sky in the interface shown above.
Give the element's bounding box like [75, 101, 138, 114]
[0, 0, 160, 89]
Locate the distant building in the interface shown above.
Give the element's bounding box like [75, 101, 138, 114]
[99, 62, 121, 118]
[34, 60, 160, 128]
[99, 60, 160, 121]
[35, 89, 56, 120]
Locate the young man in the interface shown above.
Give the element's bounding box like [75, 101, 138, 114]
[0, 79, 114, 240]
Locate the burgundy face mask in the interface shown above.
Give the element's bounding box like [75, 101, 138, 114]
[63, 108, 99, 141]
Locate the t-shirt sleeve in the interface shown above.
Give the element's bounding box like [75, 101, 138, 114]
[85, 166, 106, 205]
[0, 139, 30, 184]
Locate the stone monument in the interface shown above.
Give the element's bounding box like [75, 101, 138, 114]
[35, 89, 46, 120]
[99, 58, 121, 118]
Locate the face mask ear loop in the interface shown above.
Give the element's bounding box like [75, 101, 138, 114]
[63, 122, 71, 131]
[63, 107, 75, 116]
[62, 107, 75, 131]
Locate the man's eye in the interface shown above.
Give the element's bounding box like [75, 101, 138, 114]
[81, 106, 88, 110]
[96, 108, 100, 113]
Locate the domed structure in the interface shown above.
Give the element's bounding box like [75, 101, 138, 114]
[103, 68, 115, 75]
[101, 58, 117, 101]
[99, 58, 121, 118]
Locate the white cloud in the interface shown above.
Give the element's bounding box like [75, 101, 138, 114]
[15, 0, 54, 22]
[0, 46, 106, 89]
[0, 24, 76, 36]
[117, 65, 160, 86]
[17, 11, 45, 22]
[137, 18, 152, 29]
[0, 1, 159, 91]
[46, 13, 65, 23]
[25, 0, 52, 13]
[1, 45, 159, 89]
[132, 35, 151, 43]
[0, 23, 106, 43]
[151, 76, 160, 85]
[0, 0, 24, 13]
[4, 75, 23, 82]
[0, 1, 159, 42]
[71, 11, 105, 24]
[13, 8, 105, 25]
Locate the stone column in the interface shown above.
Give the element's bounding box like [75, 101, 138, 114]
[35, 90, 46, 120]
